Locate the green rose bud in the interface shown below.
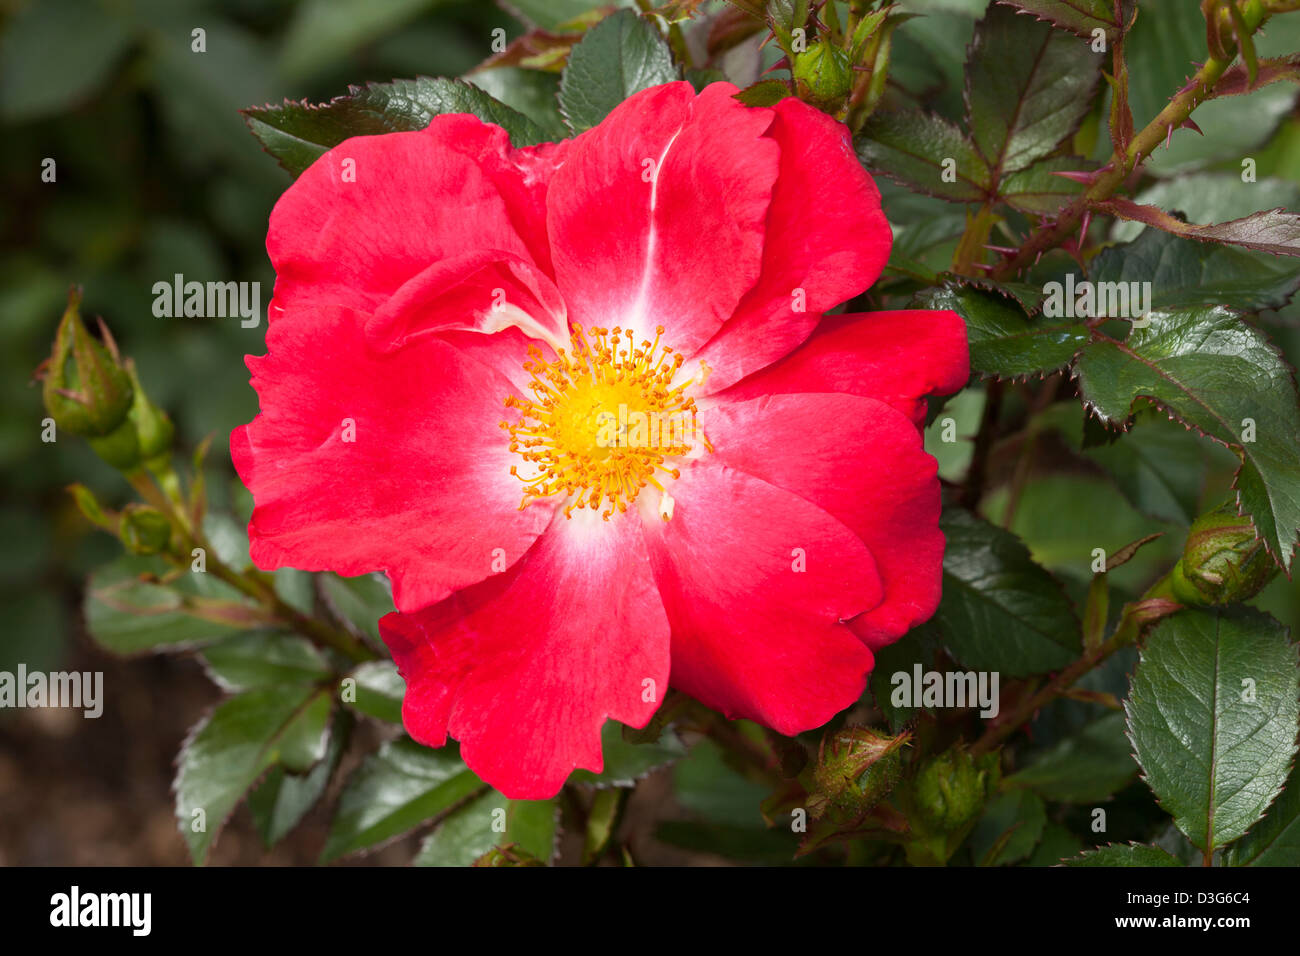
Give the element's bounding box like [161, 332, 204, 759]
[808, 727, 908, 823]
[125, 360, 175, 463]
[87, 416, 141, 471]
[791, 40, 854, 113]
[911, 746, 998, 833]
[1169, 501, 1278, 605]
[119, 504, 173, 555]
[41, 289, 133, 438]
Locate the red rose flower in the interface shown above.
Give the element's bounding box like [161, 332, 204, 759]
[232, 82, 968, 798]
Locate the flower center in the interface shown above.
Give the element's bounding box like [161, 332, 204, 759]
[502, 324, 709, 520]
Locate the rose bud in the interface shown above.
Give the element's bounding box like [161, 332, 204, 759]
[1169, 501, 1278, 605]
[40, 289, 133, 439]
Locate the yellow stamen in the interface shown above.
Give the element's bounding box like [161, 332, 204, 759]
[500, 324, 706, 520]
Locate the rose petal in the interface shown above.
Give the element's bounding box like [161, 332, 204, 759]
[547, 82, 779, 356]
[233, 303, 553, 612]
[695, 98, 892, 393]
[267, 115, 564, 319]
[640, 462, 880, 733]
[380, 507, 670, 799]
[720, 309, 969, 424]
[700, 392, 943, 649]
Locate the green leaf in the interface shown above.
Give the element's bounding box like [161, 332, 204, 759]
[320, 572, 393, 643]
[415, 791, 559, 866]
[1090, 227, 1300, 313]
[1000, 156, 1093, 214]
[85, 555, 259, 655]
[244, 78, 552, 178]
[467, 67, 567, 140]
[1125, 608, 1300, 854]
[969, 790, 1046, 866]
[1005, 712, 1137, 802]
[965, 3, 1101, 177]
[1225, 762, 1300, 866]
[342, 660, 406, 723]
[320, 737, 481, 862]
[557, 9, 676, 133]
[1074, 306, 1300, 570]
[0, 0, 131, 122]
[672, 737, 769, 827]
[870, 623, 946, 730]
[1026, 822, 1086, 866]
[1099, 199, 1300, 258]
[934, 507, 1080, 677]
[998, 1, 1135, 41]
[1111, 173, 1300, 244]
[583, 789, 625, 863]
[568, 720, 687, 788]
[248, 712, 352, 848]
[175, 686, 334, 864]
[1063, 843, 1184, 866]
[1078, 408, 1221, 524]
[201, 632, 332, 692]
[916, 283, 1086, 379]
[857, 111, 991, 202]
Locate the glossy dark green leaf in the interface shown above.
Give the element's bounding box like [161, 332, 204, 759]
[857, 111, 991, 202]
[966, 4, 1100, 177]
[175, 686, 333, 864]
[468, 67, 567, 140]
[1126, 608, 1300, 853]
[557, 9, 676, 133]
[935, 507, 1080, 677]
[998, 0, 1135, 41]
[1074, 306, 1300, 570]
[1089, 227, 1300, 313]
[414, 791, 559, 866]
[1005, 712, 1136, 802]
[917, 284, 1087, 379]
[201, 632, 332, 692]
[342, 660, 406, 723]
[1225, 762, 1300, 866]
[244, 78, 552, 177]
[1064, 843, 1184, 866]
[320, 737, 480, 862]
[568, 720, 687, 788]
[248, 711, 352, 848]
